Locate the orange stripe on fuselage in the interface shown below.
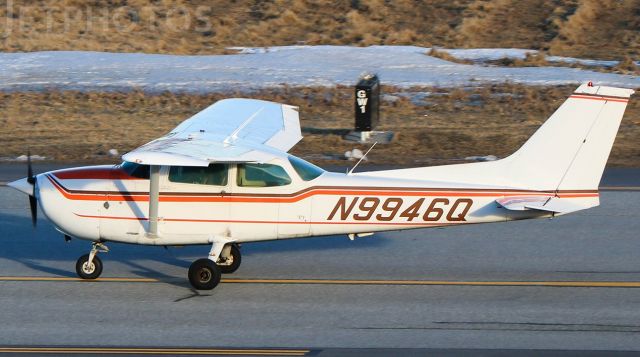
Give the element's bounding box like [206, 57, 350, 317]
[47, 175, 598, 204]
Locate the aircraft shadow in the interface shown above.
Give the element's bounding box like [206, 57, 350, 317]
[0, 209, 391, 283]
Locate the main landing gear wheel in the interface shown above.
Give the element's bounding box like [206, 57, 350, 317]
[188, 259, 222, 290]
[76, 254, 103, 279]
[217, 244, 241, 274]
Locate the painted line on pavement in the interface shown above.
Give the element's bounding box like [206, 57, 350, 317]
[0, 347, 309, 355]
[1, 276, 640, 288]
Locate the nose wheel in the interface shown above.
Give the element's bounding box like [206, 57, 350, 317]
[76, 254, 103, 279]
[76, 242, 108, 280]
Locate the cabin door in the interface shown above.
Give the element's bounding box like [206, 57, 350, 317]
[159, 164, 231, 238]
[99, 176, 146, 241]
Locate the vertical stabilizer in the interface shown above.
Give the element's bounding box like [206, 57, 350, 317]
[503, 83, 634, 191]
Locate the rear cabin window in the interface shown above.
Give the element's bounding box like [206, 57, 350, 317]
[237, 163, 292, 187]
[121, 162, 150, 179]
[288, 155, 324, 181]
[169, 164, 228, 186]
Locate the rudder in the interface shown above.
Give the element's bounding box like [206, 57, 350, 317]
[502, 83, 634, 191]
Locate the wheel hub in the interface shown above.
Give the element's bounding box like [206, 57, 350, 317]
[199, 268, 212, 283]
[82, 262, 95, 274]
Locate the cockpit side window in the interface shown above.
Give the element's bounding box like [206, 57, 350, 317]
[169, 164, 229, 186]
[288, 155, 325, 181]
[121, 162, 150, 179]
[237, 163, 292, 187]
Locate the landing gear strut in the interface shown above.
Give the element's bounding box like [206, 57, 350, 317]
[76, 242, 109, 279]
[217, 244, 241, 274]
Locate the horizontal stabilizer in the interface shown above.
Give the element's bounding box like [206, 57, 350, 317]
[497, 196, 587, 214]
[524, 198, 586, 214]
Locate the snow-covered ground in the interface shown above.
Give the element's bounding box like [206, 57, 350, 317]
[0, 46, 637, 93]
[438, 48, 628, 67]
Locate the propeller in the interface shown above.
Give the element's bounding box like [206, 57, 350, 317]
[26, 151, 37, 227]
[6, 151, 39, 227]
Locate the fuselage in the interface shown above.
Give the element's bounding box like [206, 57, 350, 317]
[32, 155, 600, 246]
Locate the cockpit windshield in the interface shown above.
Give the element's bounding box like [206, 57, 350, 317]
[120, 162, 150, 179]
[288, 155, 325, 181]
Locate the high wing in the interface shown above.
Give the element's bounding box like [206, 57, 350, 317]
[122, 98, 302, 166]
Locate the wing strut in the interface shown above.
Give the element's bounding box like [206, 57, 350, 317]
[148, 165, 161, 237]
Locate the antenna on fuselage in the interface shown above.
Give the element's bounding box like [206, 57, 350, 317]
[347, 142, 377, 175]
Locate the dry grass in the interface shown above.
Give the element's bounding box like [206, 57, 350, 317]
[1, 85, 638, 167]
[456, 0, 563, 50]
[427, 48, 473, 64]
[0, 0, 638, 60]
[614, 56, 640, 75]
[548, 0, 640, 60]
[486, 52, 551, 67]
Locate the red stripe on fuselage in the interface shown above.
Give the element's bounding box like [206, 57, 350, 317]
[73, 213, 459, 227]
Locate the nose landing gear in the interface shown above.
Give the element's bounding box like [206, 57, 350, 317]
[76, 242, 109, 280]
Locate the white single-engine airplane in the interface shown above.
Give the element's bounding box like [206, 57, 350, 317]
[8, 83, 634, 290]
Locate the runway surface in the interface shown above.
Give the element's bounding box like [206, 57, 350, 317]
[1, 169, 640, 354]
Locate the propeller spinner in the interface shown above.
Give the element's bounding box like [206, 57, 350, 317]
[7, 151, 38, 227]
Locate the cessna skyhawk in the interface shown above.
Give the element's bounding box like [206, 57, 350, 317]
[8, 83, 634, 290]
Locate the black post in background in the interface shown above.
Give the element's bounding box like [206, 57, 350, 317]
[354, 74, 380, 132]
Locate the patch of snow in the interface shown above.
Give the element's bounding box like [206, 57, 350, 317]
[439, 48, 537, 62]
[345, 148, 365, 161]
[0, 46, 637, 93]
[381, 94, 401, 103]
[544, 55, 619, 68]
[465, 155, 498, 162]
[2, 154, 48, 162]
[393, 91, 435, 106]
[440, 48, 639, 68]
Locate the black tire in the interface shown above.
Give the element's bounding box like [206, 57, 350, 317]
[75, 254, 103, 280]
[188, 258, 222, 290]
[217, 244, 241, 274]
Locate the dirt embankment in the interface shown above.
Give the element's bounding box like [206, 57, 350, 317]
[0, 0, 638, 60]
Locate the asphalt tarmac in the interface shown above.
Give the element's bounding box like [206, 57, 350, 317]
[0, 166, 639, 355]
